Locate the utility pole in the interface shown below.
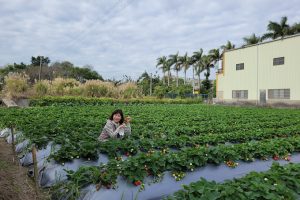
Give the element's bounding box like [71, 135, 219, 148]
[150, 73, 152, 96]
[38, 56, 42, 81]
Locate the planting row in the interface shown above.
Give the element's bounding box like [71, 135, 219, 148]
[52, 123, 300, 162]
[0, 105, 299, 163]
[52, 135, 300, 199]
[168, 162, 300, 200]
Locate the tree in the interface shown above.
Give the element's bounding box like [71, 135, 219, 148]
[156, 56, 168, 85]
[31, 56, 50, 66]
[165, 60, 172, 87]
[168, 52, 181, 87]
[291, 22, 300, 34]
[220, 41, 235, 52]
[50, 61, 103, 82]
[261, 16, 292, 41]
[178, 52, 190, 85]
[243, 33, 261, 45]
[13, 62, 27, 70]
[200, 55, 213, 94]
[209, 48, 221, 67]
[71, 67, 103, 82]
[192, 49, 204, 92]
[31, 56, 51, 81]
[137, 71, 160, 95]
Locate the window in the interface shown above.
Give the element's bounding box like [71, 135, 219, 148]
[236, 63, 244, 70]
[268, 89, 290, 99]
[273, 57, 284, 66]
[232, 90, 248, 99]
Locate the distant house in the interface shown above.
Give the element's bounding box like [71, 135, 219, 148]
[216, 34, 300, 106]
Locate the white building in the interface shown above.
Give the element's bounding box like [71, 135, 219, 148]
[216, 34, 300, 106]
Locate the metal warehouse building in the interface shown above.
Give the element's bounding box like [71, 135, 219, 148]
[216, 34, 300, 106]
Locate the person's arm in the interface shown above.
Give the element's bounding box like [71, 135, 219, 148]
[103, 121, 122, 138]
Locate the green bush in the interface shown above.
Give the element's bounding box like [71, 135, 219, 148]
[154, 86, 168, 99]
[177, 85, 193, 98]
[29, 96, 202, 106]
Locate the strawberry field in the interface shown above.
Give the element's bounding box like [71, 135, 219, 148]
[1, 104, 300, 200]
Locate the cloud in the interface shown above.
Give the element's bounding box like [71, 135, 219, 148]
[0, 0, 299, 80]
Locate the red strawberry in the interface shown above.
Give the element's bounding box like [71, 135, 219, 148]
[125, 152, 130, 157]
[273, 155, 279, 160]
[134, 180, 142, 186]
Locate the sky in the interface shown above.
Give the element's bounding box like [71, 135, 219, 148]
[0, 0, 299, 80]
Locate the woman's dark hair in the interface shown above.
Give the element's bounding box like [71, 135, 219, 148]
[109, 109, 124, 124]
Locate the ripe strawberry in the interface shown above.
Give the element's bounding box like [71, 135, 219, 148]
[134, 180, 142, 186]
[125, 152, 130, 157]
[273, 155, 279, 160]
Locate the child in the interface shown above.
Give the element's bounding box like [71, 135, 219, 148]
[98, 109, 131, 142]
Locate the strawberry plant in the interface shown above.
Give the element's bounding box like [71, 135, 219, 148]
[1, 103, 300, 200]
[168, 163, 300, 200]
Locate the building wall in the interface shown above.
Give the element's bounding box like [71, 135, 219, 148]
[257, 37, 300, 101]
[217, 34, 300, 104]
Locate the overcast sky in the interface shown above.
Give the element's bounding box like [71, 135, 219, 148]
[1, 0, 299, 80]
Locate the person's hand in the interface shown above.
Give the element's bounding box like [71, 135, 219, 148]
[119, 123, 126, 129]
[125, 116, 131, 123]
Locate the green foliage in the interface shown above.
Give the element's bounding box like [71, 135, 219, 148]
[154, 85, 193, 98]
[29, 96, 202, 106]
[71, 66, 103, 81]
[154, 85, 168, 99]
[137, 71, 161, 96]
[168, 163, 300, 200]
[213, 80, 216, 98]
[201, 79, 212, 94]
[1, 104, 300, 199]
[31, 56, 50, 66]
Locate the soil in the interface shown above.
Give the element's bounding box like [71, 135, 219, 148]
[0, 139, 49, 200]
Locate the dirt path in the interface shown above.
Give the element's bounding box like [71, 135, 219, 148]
[0, 139, 49, 200]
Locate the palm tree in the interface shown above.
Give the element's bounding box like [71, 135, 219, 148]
[168, 52, 181, 87]
[194, 63, 205, 93]
[189, 56, 197, 92]
[221, 41, 235, 51]
[156, 56, 168, 85]
[200, 55, 214, 93]
[208, 48, 221, 67]
[192, 49, 204, 92]
[243, 33, 261, 45]
[261, 16, 292, 41]
[178, 52, 190, 85]
[220, 41, 235, 71]
[291, 22, 300, 34]
[165, 60, 172, 87]
[201, 55, 213, 77]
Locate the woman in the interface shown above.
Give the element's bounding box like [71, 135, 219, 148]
[98, 109, 131, 142]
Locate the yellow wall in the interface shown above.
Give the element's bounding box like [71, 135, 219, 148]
[217, 34, 300, 102]
[257, 37, 300, 100]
